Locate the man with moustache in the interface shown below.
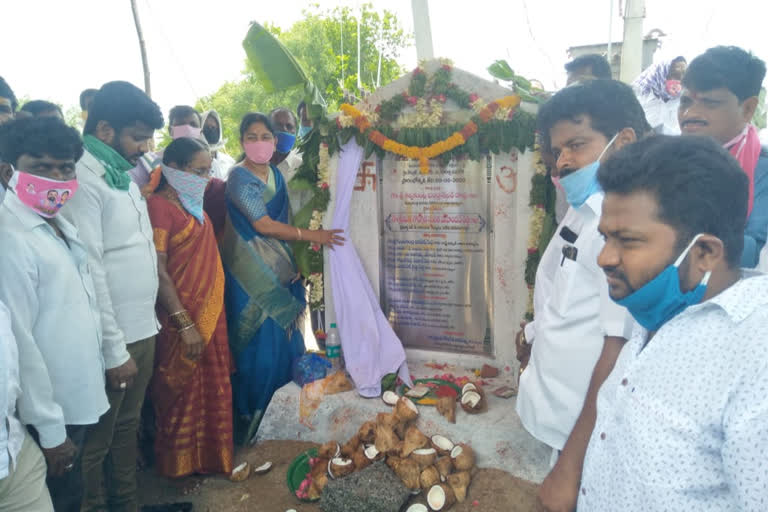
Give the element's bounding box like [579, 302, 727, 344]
[679, 46, 768, 267]
[61, 81, 164, 512]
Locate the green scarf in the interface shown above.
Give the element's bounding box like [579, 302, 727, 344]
[82, 135, 133, 191]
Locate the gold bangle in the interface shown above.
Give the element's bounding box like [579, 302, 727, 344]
[178, 324, 195, 333]
[169, 310, 193, 330]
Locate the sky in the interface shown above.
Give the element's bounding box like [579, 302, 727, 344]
[2, 0, 767, 120]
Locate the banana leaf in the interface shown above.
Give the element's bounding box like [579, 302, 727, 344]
[487, 59, 515, 81]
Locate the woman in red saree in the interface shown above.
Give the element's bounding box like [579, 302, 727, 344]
[146, 137, 233, 477]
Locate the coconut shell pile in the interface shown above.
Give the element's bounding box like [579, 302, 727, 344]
[302, 392, 480, 511]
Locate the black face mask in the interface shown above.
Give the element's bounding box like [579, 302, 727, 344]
[203, 125, 219, 144]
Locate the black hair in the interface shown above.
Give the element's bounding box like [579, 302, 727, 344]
[168, 105, 201, 126]
[79, 88, 98, 110]
[537, 79, 651, 151]
[83, 81, 164, 135]
[239, 112, 275, 140]
[162, 137, 209, 168]
[297, 100, 307, 119]
[0, 116, 84, 166]
[20, 100, 63, 117]
[683, 46, 766, 102]
[671, 56, 687, 65]
[564, 54, 612, 80]
[268, 107, 297, 127]
[0, 76, 18, 111]
[598, 135, 747, 266]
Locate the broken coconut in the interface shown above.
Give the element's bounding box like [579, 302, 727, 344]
[401, 426, 429, 458]
[405, 384, 430, 398]
[385, 455, 402, 470]
[376, 411, 400, 429]
[390, 440, 405, 456]
[435, 395, 456, 423]
[435, 456, 453, 479]
[393, 457, 421, 490]
[352, 445, 372, 471]
[410, 447, 437, 469]
[318, 441, 341, 459]
[460, 383, 486, 414]
[406, 505, 429, 512]
[427, 483, 456, 511]
[430, 435, 455, 456]
[450, 444, 475, 472]
[419, 465, 441, 490]
[395, 396, 419, 423]
[329, 457, 355, 479]
[374, 423, 399, 455]
[358, 421, 377, 444]
[364, 444, 384, 461]
[252, 461, 272, 475]
[447, 471, 471, 503]
[229, 461, 250, 482]
[314, 472, 329, 492]
[461, 383, 477, 395]
[382, 390, 400, 406]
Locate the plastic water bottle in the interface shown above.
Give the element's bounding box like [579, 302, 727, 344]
[326, 323, 343, 373]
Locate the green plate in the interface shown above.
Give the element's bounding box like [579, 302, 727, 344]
[397, 378, 461, 405]
[286, 447, 320, 502]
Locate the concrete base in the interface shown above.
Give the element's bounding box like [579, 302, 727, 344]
[257, 357, 551, 483]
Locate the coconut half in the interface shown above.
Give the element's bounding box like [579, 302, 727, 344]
[318, 441, 341, 459]
[382, 390, 400, 406]
[395, 396, 419, 422]
[419, 465, 441, 489]
[430, 435, 455, 456]
[427, 483, 456, 510]
[406, 504, 428, 512]
[461, 382, 477, 395]
[460, 391, 481, 409]
[410, 447, 437, 468]
[405, 384, 430, 398]
[450, 444, 475, 471]
[401, 425, 429, 457]
[252, 461, 272, 475]
[329, 457, 355, 478]
[229, 461, 250, 482]
[364, 444, 381, 460]
[447, 471, 471, 503]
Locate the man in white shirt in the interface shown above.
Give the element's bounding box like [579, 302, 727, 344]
[0, 117, 109, 511]
[515, 80, 651, 511]
[201, 109, 235, 180]
[580, 134, 768, 511]
[61, 81, 163, 512]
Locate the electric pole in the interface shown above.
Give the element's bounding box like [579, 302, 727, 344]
[130, 0, 152, 98]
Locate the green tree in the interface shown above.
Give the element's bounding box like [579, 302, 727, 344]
[197, 3, 410, 156]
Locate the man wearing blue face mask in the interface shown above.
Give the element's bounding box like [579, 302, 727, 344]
[578, 135, 768, 511]
[516, 80, 652, 512]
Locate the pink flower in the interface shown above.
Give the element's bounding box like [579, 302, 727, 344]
[407, 96, 418, 106]
[469, 93, 479, 103]
[311, 244, 321, 252]
[442, 64, 452, 71]
[320, 182, 329, 190]
[436, 94, 447, 103]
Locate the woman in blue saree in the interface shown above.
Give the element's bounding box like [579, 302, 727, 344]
[220, 113, 344, 443]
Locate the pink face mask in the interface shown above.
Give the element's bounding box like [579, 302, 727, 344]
[244, 140, 275, 164]
[10, 170, 78, 218]
[171, 124, 202, 140]
[665, 79, 682, 97]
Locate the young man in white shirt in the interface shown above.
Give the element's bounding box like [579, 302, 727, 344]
[580, 134, 768, 511]
[0, 117, 110, 511]
[61, 81, 164, 512]
[514, 80, 651, 511]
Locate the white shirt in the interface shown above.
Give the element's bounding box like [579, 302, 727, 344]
[758, 227, 768, 272]
[63, 149, 160, 366]
[636, 92, 682, 135]
[211, 151, 235, 181]
[580, 272, 768, 511]
[0, 194, 109, 448]
[516, 192, 635, 450]
[277, 149, 312, 217]
[0, 302, 24, 480]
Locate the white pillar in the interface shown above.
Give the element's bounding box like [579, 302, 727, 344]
[411, 0, 434, 62]
[619, 0, 645, 84]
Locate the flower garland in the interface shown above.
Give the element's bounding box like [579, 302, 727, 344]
[523, 139, 558, 320]
[340, 94, 521, 174]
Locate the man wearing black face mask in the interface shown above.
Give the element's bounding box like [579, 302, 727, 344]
[579, 135, 768, 511]
[201, 110, 235, 180]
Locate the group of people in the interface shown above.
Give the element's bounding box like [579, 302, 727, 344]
[518, 45, 768, 511]
[0, 77, 342, 511]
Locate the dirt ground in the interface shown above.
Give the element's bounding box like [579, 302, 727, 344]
[137, 440, 544, 512]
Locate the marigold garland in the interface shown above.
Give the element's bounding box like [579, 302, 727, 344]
[340, 95, 521, 174]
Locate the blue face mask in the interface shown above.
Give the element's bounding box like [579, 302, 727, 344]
[298, 125, 312, 139]
[275, 131, 296, 154]
[616, 234, 711, 332]
[559, 134, 618, 208]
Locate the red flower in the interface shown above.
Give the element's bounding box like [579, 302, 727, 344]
[469, 93, 479, 103]
[320, 182, 330, 190]
[442, 64, 452, 71]
[407, 96, 418, 106]
[527, 248, 538, 255]
[402, 91, 409, 97]
[436, 94, 447, 103]
[375, 104, 381, 113]
[311, 244, 321, 252]
[413, 67, 424, 75]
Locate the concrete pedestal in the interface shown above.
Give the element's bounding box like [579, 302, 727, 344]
[257, 357, 551, 483]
